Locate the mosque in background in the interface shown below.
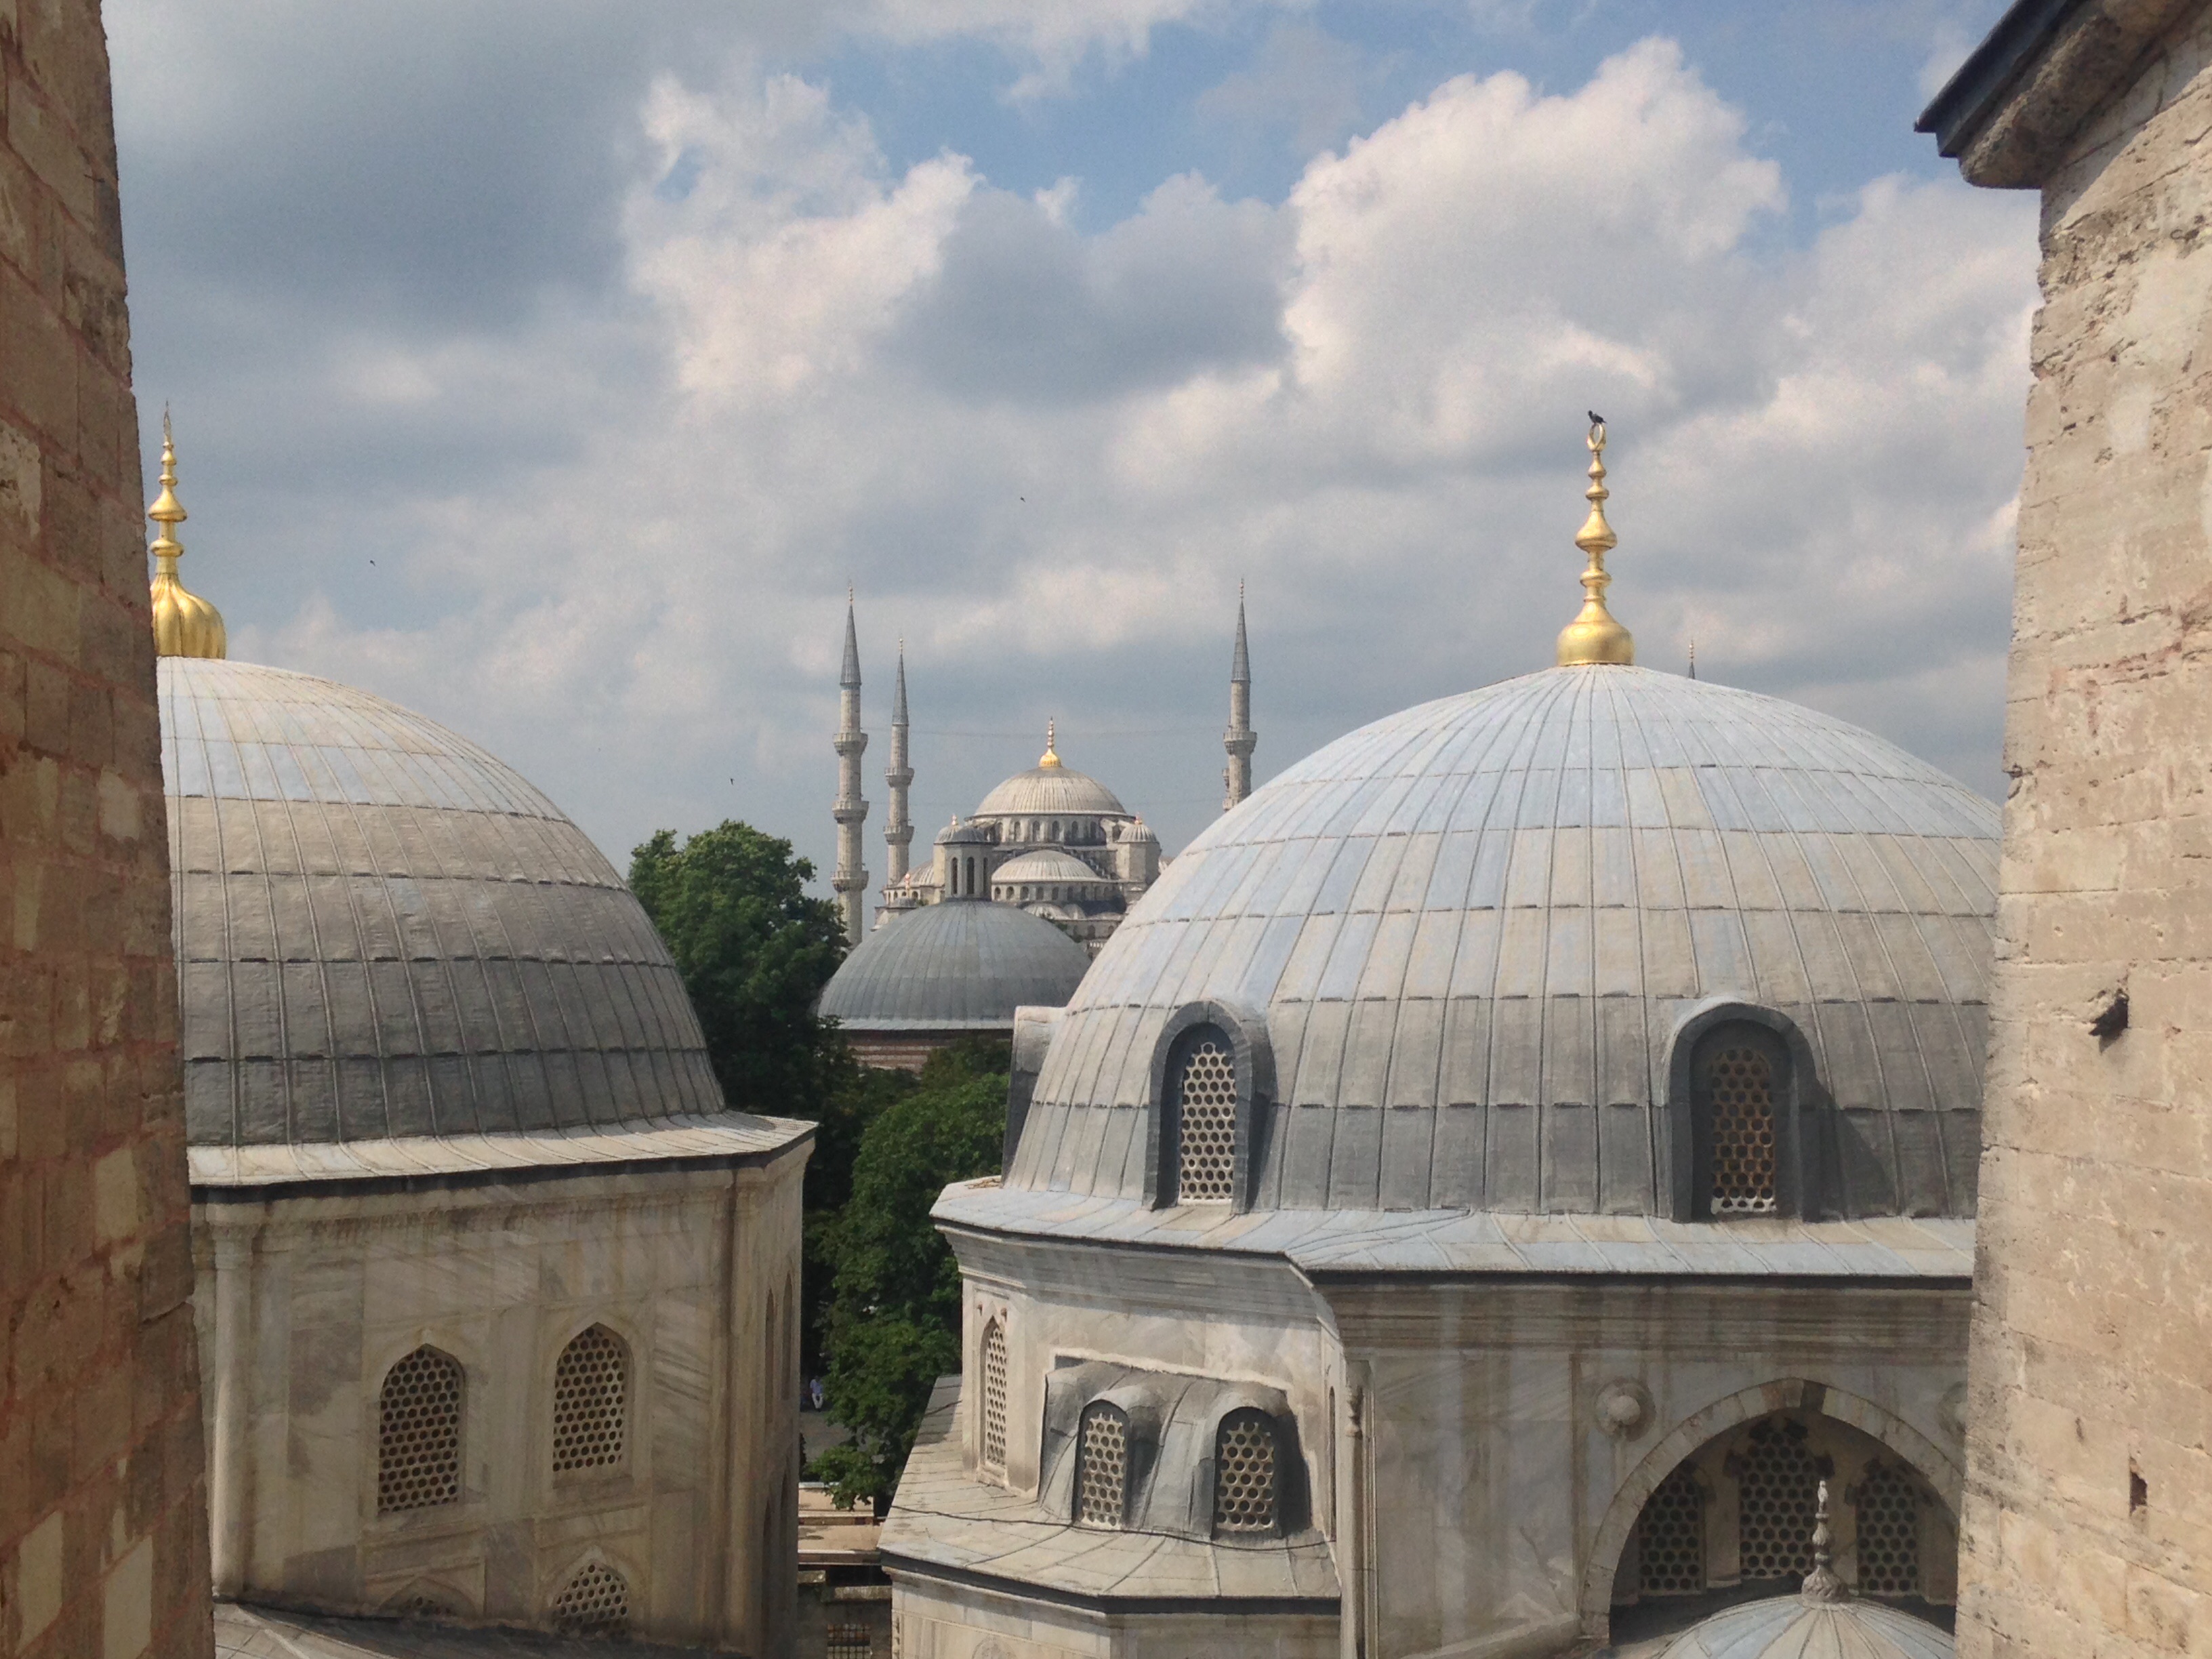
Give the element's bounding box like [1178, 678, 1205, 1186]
[147, 428, 811, 1652]
[816, 591, 1258, 1069]
[880, 422, 1992, 1659]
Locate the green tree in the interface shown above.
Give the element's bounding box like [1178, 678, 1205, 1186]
[814, 1041, 1009, 1512]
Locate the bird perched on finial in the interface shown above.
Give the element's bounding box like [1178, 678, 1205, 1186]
[1587, 409, 1605, 428]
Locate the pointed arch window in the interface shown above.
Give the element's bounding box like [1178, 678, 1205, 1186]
[552, 1325, 629, 1474]
[378, 1346, 462, 1513]
[549, 1560, 630, 1638]
[1075, 1401, 1129, 1527]
[981, 1318, 1009, 1475]
[1173, 1032, 1239, 1203]
[1212, 1410, 1279, 1535]
[1690, 1023, 1793, 1218]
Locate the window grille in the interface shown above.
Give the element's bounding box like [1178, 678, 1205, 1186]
[826, 1624, 875, 1658]
[981, 1319, 1009, 1473]
[1853, 1462, 1923, 1597]
[1708, 1044, 1778, 1214]
[1736, 1420, 1821, 1580]
[1212, 1410, 1278, 1534]
[1076, 1403, 1128, 1528]
[377, 1347, 462, 1513]
[552, 1325, 629, 1473]
[549, 1561, 630, 1638]
[1174, 1038, 1238, 1202]
[1637, 1465, 1706, 1595]
[387, 1586, 460, 1621]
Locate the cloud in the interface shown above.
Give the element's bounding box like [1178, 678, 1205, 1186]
[1196, 21, 1379, 155]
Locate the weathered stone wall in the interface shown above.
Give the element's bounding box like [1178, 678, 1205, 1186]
[1957, 7, 2212, 1654]
[0, 4, 212, 1658]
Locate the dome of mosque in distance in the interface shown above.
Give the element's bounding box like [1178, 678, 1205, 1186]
[163, 656, 724, 1146]
[974, 723, 1130, 819]
[1008, 422, 2000, 1219]
[819, 895, 1094, 1030]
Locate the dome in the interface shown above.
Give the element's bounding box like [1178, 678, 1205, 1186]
[975, 765, 1128, 819]
[994, 848, 1107, 884]
[1010, 664, 2000, 1216]
[819, 899, 1093, 1030]
[163, 657, 724, 1146]
[1655, 1595, 1953, 1658]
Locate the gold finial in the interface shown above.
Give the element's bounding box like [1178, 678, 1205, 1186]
[1555, 415, 1633, 668]
[148, 411, 226, 659]
[1038, 718, 1062, 770]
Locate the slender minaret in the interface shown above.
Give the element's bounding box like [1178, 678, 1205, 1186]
[1222, 583, 1256, 811]
[884, 638, 914, 890]
[832, 592, 869, 943]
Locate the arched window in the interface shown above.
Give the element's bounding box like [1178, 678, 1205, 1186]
[1735, 1418, 1822, 1582]
[1049, 820, 1061, 840]
[980, 1319, 1008, 1474]
[378, 1346, 462, 1513]
[551, 1325, 629, 1474]
[1173, 1033, 1239, 1203]
[1853, 1460, 1923, 1597]
[549, 1560, 630, 1638]
[1637, 1464, 1706, 1595]
[1692, 1024, 1790, 1217]
[1212, 1410, 1278, 1535]
[1075, 1401, 1129, 1527]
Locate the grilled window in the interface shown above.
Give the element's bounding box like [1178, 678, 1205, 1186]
[826, 1624, 875, 1658]
[1737, 1420, 1822, 1580]
[1637, 1465, 1706, 1595]
[552, 1325, 629, 1474]
[1076, 1403, 1128, 1528]
[377, 1347, 462, 1513]
[1707, 1044, 1777, 1214]
[981, 1319, 1009, 1473]
[1853, 1461, 1923, 1597]
[1174, 1037, 1238, 1203]
[549, 1561, 630, 1638]
[1212, 1410, 1278, 1534]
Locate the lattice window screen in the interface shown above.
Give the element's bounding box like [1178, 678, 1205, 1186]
[1212, 1410, 1278, 1534]
[826, 1625, 875, 1658]
[1737, 1420, 1822, 1580]
[1854, 1462, 1923, 1597]
[1708, 1044, 1778, 1214]
[981, 1319, 1009, 1473]
[377, 1347, 462, 1513]
[552, 1325, 629, 1473]
[1175, 1038, 1238, 1202]
[550, 1561, 630, 1638]
[1637, 1465, 1706, 1595]
[1076, 1404, 1128, 1528]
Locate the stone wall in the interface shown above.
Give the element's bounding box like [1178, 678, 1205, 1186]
[1956, 6, 2212, 1654]
[0, 3, 211, 1658]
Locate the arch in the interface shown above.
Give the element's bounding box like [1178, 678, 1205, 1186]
[1212, 1408, 1279, 1536]
[548, 1555, 631, 1638]
[980, 1317, 1009, 1475]
[1660, 1000, 1821, 1221]
[551, 1324, 630, 1474]
[1576, 1377, 1963, 1644]
[1144, 998, 1275, 1210]
[1075, 1401, 1130, 1528]
[377, 1345, 464, 1514]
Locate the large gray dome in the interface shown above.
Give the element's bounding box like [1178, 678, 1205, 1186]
[1009, 665, 2000, 1218]
[820, 899, 1092, 1030]
[163, 657, 723, 1146]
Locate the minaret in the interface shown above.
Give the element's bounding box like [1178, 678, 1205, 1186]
[148, 413, 226, 659]
[832, 592, 869, 943]
[1222, 583, 1255, 811]
[884, 639, 913, 891]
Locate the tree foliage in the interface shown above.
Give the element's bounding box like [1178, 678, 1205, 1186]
[814, 1041, 1008, 1512]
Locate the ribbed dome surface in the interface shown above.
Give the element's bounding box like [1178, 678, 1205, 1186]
[1010, 665, 1999, 1216]
[162, 657, 722, 1146]
[975, 764, 1128, 819]
[996, 849, 1107, 883]
[820, 900, 1093, 1029]
[1656, 1596, 1954, 1658]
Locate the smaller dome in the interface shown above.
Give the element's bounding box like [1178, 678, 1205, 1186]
[819, 899, 1092, 1030]
[994, 849, 1105, 884]
[937, 816, 991, 844]
[1655, 1596, 1953, 1658]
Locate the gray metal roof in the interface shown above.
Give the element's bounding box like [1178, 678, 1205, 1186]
[1655, 1596, 1954, 1658]
[974, 763, 1128, 819]
[819, 897, 1094, 1030]
[163, 657, 726, 1146]
[1010, 665, 2000, 1217]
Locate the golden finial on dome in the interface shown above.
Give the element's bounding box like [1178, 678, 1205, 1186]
[1555, 414, 1633, 668]
[1039, 719, 1062, 770]
[148, 410, 226, 659]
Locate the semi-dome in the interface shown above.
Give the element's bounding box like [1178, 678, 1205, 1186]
[1009, 663, 2000, 1218]
[163, 656, 724, 1146]
[819, 897, 1092, 1030]
[994, 848, 1107, 884]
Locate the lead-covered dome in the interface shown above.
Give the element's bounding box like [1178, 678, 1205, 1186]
[1656, 1595, 1953, 1658]
[163, 657, 723, 1146]
[819, 898, 1092, 1030]
[1009, 665, 1999, 1218]
[975, 764, 1128, 819]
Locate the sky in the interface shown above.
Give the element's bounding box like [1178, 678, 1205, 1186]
[106, 0, 2038, 894]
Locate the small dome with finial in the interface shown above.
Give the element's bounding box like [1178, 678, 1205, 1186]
[148, 413, 226, 659]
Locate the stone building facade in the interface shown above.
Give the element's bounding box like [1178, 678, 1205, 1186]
[0, 6, 215, 1658]
[1921, 3, 2212, 1654]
